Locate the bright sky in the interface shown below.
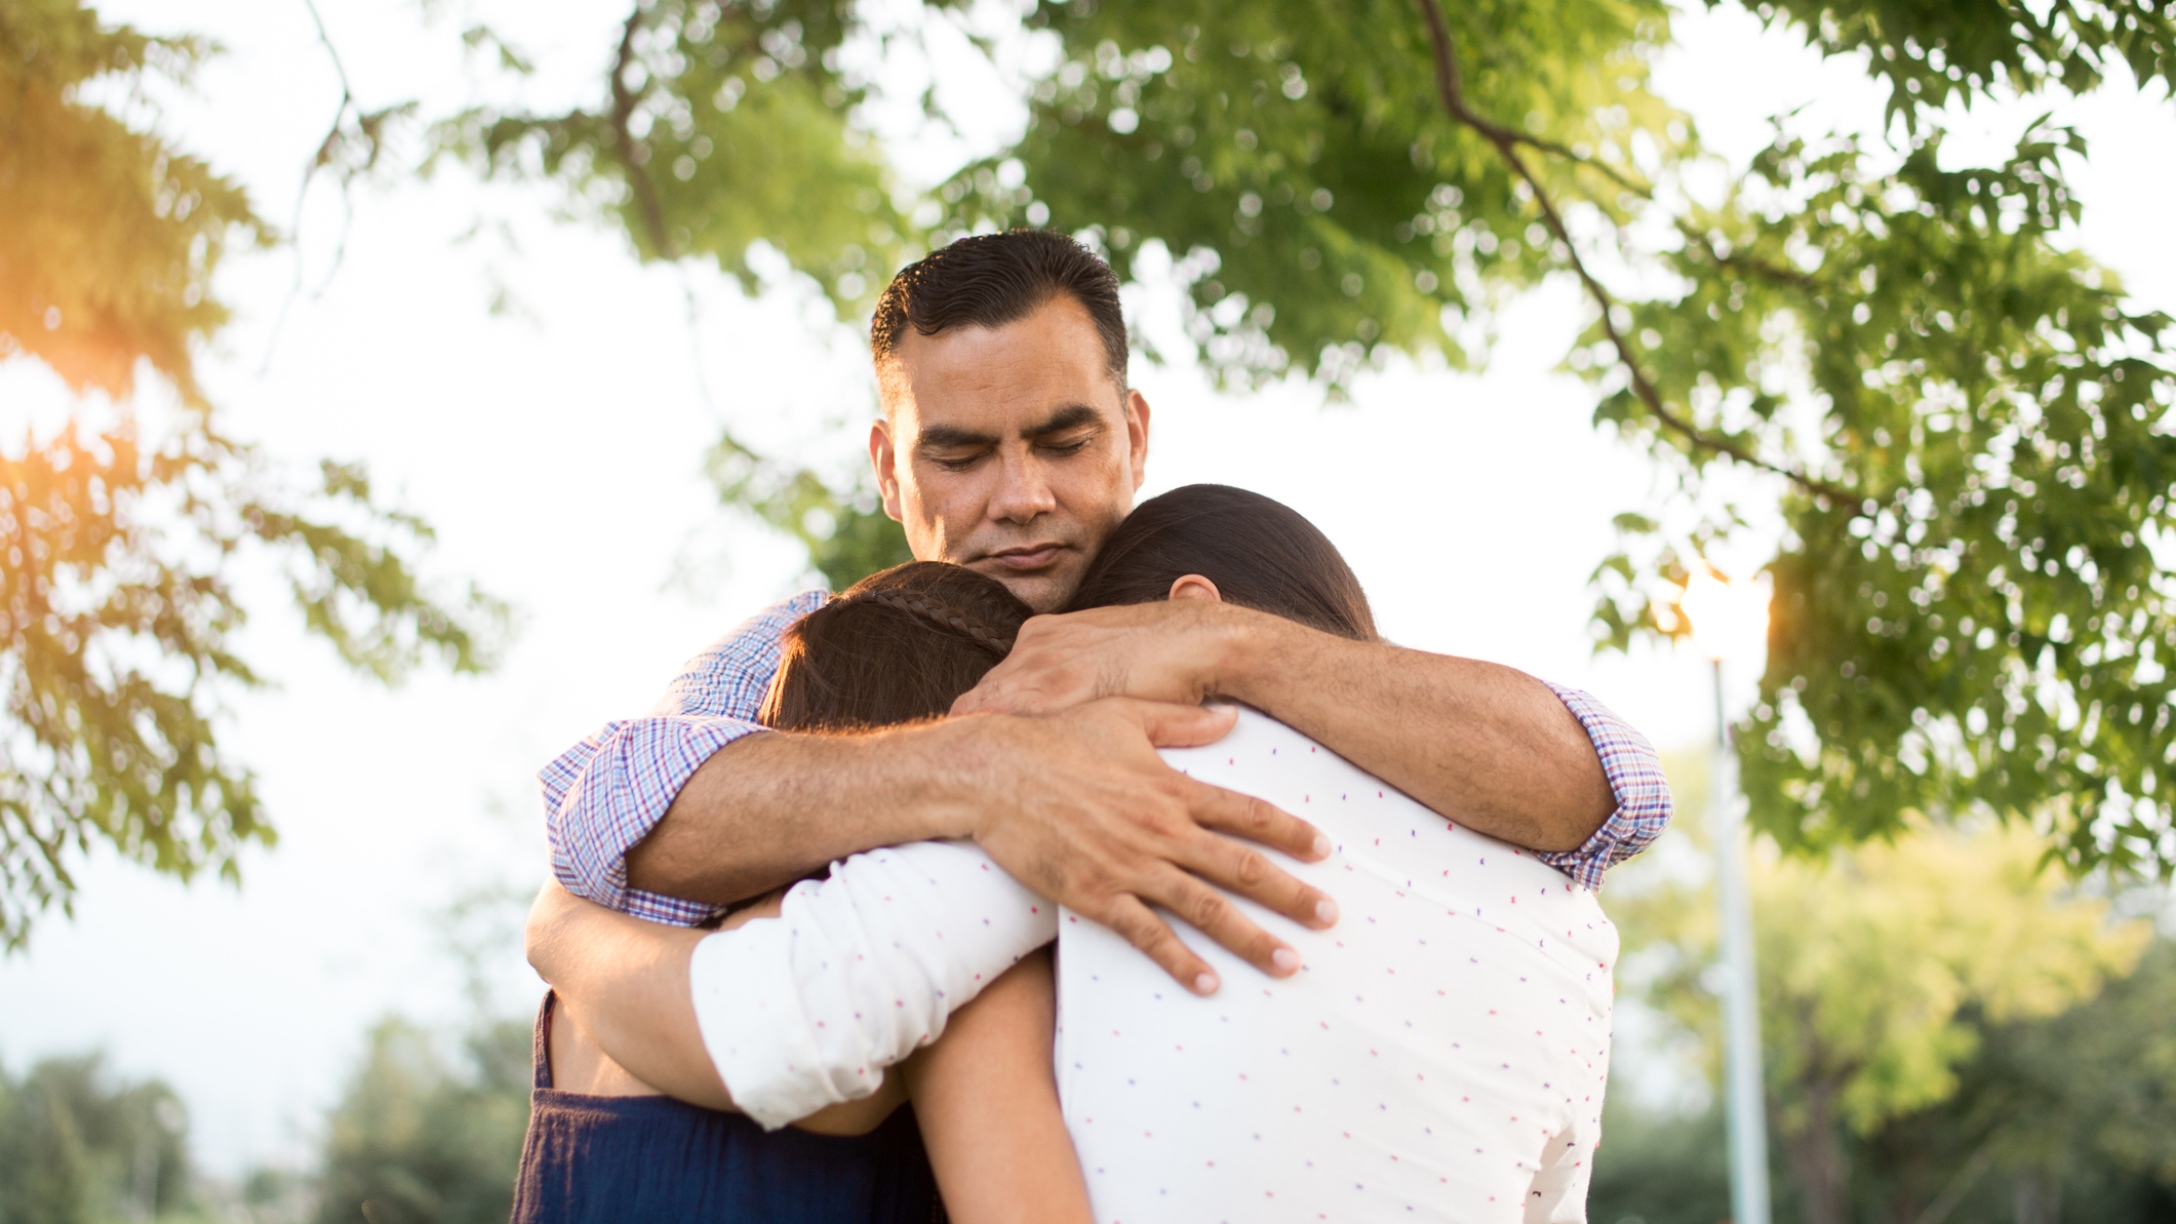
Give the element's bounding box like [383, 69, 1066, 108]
[2, 0, 2170, 1178]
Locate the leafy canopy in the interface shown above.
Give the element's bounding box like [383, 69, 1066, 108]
[476, 0, 2176, 875]
[0, 0, 504, 948]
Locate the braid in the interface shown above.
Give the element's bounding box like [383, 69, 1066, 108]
[853, 587, 1017, 656]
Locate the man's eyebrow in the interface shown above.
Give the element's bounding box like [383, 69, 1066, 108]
[1020, 403, 1105, 441]
[916, 423, 999, 451]
[915, 404, 1105, 451]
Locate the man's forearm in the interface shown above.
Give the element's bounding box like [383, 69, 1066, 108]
[626, 723, 977, 904]
[1220, 616, 1614, 853]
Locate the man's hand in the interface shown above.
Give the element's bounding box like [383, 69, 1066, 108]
[950, 698, 1338, 995]
[954, 596, 1620, 857]
[953, 601, 1245, 717]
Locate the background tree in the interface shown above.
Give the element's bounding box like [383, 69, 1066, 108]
[1611, 822, 2151, 1224]
[311, 1017, 532, 1224]
[454, 0, 2176, 877]
[0, 1052, 194, 1223]
[0, 0, 504, 947]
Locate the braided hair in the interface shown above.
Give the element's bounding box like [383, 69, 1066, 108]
[855, 586, 1017, 656]
[758, 561, 1033, 732]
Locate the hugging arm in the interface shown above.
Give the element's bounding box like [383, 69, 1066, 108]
[529, 837, 1059, 1127]
[905, 950, 1090, 1224]
[528, 859, 1090, 1223]
[544, 593, 1338, 988]
[522, 882, 731, 1110]
[957, 601, 1674, 887]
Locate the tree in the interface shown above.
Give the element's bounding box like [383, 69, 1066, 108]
[0, 1051, 194, 1223]
[313, 1017, 533, 1224]
[1612, 823, 2151, 1224]
[1872, 935, 2176, 1224]
[452, 0, 2176, 877]
[0, 0, 504, 947]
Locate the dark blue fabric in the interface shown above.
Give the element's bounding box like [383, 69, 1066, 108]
[510, 993, 942, 1224]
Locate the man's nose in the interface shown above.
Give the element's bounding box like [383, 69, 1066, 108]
[988, 449, 1058, 525]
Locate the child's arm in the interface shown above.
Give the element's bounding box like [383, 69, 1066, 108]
[902, 950, 1091, 1224]
[528, 882, 908, 1134]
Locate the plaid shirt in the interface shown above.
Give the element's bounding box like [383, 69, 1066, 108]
[539, 591, 1674, 924]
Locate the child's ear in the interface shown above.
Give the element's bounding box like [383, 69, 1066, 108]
[1167, 574, 1223, 603]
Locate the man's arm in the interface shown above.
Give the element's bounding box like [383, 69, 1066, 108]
[546, 593, 1338, 987]
[954, 601, 1673, 884]
[530, 833, 1056, 1128]
[633, 699, 1340, 988]
[541, 591, 826, 924]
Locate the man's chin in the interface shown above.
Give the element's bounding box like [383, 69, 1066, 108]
[966, 556, 1080, 614]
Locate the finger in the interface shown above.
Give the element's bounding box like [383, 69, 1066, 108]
[1172, 823, 1341, 943]
[950, 669, 1009, 716]
[1189, 781, 1334, 865]
[1086, 893, 1223, 996]
[1136, 865, 1303, 981]
[1107, 698, 1239, 748]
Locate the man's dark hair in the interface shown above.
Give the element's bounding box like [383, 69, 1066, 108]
[1065, 484, 1378, 642]
[760, 561, 1033, 732]
[870, 230, 1128, 393]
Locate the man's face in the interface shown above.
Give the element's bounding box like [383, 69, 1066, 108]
[870, 295, 1150, 613]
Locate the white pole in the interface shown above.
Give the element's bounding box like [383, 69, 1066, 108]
[1712, 658, 1772, 1224]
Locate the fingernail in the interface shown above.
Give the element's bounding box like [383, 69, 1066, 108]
[1312, 834, 1333, 859]
[1193, 972, 1219, 995]
[1271, 947, 1301, 975]
[1314, 898, 1340, 926]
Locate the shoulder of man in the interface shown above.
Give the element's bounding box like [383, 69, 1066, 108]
[648, 588, 831, 718]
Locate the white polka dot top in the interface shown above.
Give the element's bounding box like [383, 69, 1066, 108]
[1057, 709, 1619, 1223]
[685, 710, 1618, 1221]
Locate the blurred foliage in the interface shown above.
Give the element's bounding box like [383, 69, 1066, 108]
[704, 432, 910, 590]
[0, 0, 245, 403]
[1591, 937, 2176, 1224]
[1616, 123, 2176, 879]
[955, 0, 1684, 391]
[0, 1052, 195, 1223]
[313, 1017, 532, 1224]
[0, 1013, 541, 1224]
[0, 0, 507, 948]
[433, 0, 912, 313]
[482, 0, 2176, 872]
[1749, 0, 2176, 128]
[1611, 821, 2151, 1224]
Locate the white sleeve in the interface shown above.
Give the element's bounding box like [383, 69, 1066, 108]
[686, 838, 1057, 1129]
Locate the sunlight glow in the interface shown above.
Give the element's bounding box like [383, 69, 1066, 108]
[1681, 569, 1772, 663]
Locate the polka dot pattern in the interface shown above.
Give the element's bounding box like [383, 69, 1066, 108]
[1057, 710, 1619, 1223]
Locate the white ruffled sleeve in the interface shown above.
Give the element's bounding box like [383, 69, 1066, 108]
[686, 838, 1058, 1129]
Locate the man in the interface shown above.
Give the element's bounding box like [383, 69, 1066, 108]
[543, 230, 1669, 995]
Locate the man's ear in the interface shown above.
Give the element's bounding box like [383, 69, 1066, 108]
[869, 418, 904, 523]
[1168, 574, 1222, 603]
[1124, 389, 1151, 492]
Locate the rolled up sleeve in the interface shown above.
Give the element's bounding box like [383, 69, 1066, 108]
[1532, 683, 1673, 892]
[539, 590, 829, 924]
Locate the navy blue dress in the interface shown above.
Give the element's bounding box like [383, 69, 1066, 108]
[510, 992, 944, 1223]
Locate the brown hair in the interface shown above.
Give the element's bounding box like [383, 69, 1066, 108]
[1064, 484, 1377, 641]
[870, 230, 1128, 392]
[759, 561, 1033, 732]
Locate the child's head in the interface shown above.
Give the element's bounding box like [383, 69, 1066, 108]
[1065, 483, 1376, 641]
[760, 561, 1034, 732]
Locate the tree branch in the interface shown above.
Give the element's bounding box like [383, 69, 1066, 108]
[260, 0, 358, 371]
[1412, 0, 1853, 504]
[609, 4, 677, 260]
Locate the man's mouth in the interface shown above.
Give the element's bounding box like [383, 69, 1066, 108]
[982, 543, 1067, 572]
